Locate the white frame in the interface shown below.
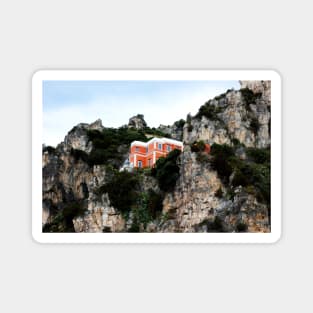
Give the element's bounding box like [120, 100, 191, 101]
[32, 70, 282, 244]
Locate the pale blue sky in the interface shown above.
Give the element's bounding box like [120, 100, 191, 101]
[43, 80, 240, 146]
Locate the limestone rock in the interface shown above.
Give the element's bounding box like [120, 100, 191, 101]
[128, 114, 147, 130]
[62, 119, 104, 153]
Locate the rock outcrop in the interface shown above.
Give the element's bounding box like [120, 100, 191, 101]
[128, 114, 147, 130]
[158, 122, 184, 141]
[183, 82, 271, 148]
[62, 118, 104, 153]
[159, 149, 269, 233]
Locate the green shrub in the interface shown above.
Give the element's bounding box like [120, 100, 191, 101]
[236, 222, 248, 232]
[250, 117, 260, 135]
[70, 148, 89, 163]
[240, 88, 262, 108]
[191, 140, 205, 152]
[43, 201, 86, 233]
[43, 146, 56, 154]
[232, 162, 270, 205]
[128, 190, 163, 232]
[232, 169, 249, 187]
[153, 149, 181, 192]
[86, 127, 149, 167]
[214, 93, 226, 101]
[174, 119, 186, 128]
[146, 189, 163, 218]
[246, 147, 270, 164]
[195, 101, 223, 120]
[144, 127, 170, 138]
[186, 114, 193, 132]
[96, 170, 140, 215]
[198, 216, 225, 232]
[231, 138, 241, 146]
[197, 140, 205, 151]
[245, 185, 257, 196]
[210, 143, 270, 206]
[210, 144, 235, 182]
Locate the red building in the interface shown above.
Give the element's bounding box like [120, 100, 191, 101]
[129, 137, 183, 168]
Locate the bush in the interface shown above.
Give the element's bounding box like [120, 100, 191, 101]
[210, 144, 235, 182]
[236, 222, 248, 232]
[198, 216, 225, 232]
[128, 190, 164, 232]
[70, 148, 89, 163]
[210, 143, 270, 206]
[146, 189, 163, 218]
[214, 93, 226, 101]
[43, 201, 86, 233]
[250, 117, 260, 135]
[96, 170, 140, 215]
[240, 88, 262, 107]
[232, 162, 270, 205]
[195, 101, 223, 120]
[191, 140, 205, 152]
[43, 146, 56, 154]
[144, 127, 170, 138]
[154, 149, 181, 192]
[186, 114, 193, 132]
[231, 138, 241, 146]
[174, 119, 185, 128]
[86, 127, 149, 167]
[246, 147, 270, 164]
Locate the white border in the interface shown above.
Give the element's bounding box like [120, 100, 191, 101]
[32, 70, 281, 244]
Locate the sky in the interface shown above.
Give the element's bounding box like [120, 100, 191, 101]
[43, 80, 240, 146]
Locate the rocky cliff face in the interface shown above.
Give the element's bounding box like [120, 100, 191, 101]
[184, 82, 271, 148]
[159, 147, 269, 233]
[42, 80, 271, 233]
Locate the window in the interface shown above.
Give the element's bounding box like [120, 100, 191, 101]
[148, 159, 152, 167]
[158, 143, 162, 150]
[135, 147, 139, 152]
[138, 160, 142, 168]
[166, 145, 171, 152]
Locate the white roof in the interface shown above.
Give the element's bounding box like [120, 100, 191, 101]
[130, 141, 148, 147]
[131, 137, 183, 147]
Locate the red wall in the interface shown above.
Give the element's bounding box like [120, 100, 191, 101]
[129, 140, 183, 168]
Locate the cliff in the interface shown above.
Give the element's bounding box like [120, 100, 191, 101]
[42, 80, 271, 233]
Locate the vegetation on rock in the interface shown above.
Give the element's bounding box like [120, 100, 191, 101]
[96, 170, 141, 215]
[240, 87, 262, 109]
[210, 143, 270, 205]
[43, 201, 86, 233]
[151, 149, 181, 192]
[195, 100, 223, 120]
[191, 140, 205, 152]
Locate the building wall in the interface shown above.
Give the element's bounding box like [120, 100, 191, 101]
[129, 138, 183, 168]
